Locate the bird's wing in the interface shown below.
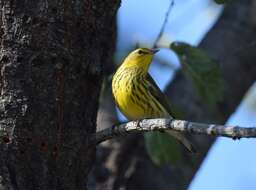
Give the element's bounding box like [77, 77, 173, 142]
[146, 73, 196, 152]
[146, 73, 175, 118]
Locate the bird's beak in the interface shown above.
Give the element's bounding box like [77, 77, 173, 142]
[150, 49, 159, 54]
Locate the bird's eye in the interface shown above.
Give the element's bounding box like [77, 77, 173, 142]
[138, 50, 143, 55]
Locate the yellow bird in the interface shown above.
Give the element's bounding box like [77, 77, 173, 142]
[112, 48, 195, 152]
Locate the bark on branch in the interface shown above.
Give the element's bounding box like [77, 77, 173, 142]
[95, 118, 256, 144]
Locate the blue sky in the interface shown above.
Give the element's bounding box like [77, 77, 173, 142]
[116, 0, 256, 189]
[189, 84, 256, 190]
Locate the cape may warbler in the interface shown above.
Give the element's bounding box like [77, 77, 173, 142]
[112, 48, 195, 152]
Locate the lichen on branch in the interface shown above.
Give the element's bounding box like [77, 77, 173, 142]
[94, 118, 256, 144]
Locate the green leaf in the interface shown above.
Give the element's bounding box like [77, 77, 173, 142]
[144, 132, 182, 165]
[170, 42, 224, 106]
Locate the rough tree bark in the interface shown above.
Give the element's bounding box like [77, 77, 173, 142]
[0, 0, 119, 189]
[93, 0, 256, 190]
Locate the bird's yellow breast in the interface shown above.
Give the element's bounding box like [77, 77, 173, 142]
[112, 67, 169, 120]
[112, 71, 146, 120]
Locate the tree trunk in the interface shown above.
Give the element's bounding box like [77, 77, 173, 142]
[0, 1, 119, 189]
[93, 0, 256, 189]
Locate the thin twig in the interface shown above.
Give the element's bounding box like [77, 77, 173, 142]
[153, 0, 175, 48]
[92, 118, 256, 145]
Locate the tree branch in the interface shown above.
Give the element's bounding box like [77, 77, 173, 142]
[95, 118, 256, 145]
[153, 0, 174, 48]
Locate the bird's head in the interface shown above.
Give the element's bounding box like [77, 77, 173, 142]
[122, 48, 159, 72]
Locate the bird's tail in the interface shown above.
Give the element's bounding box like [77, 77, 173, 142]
[167, 130, 196, 153]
